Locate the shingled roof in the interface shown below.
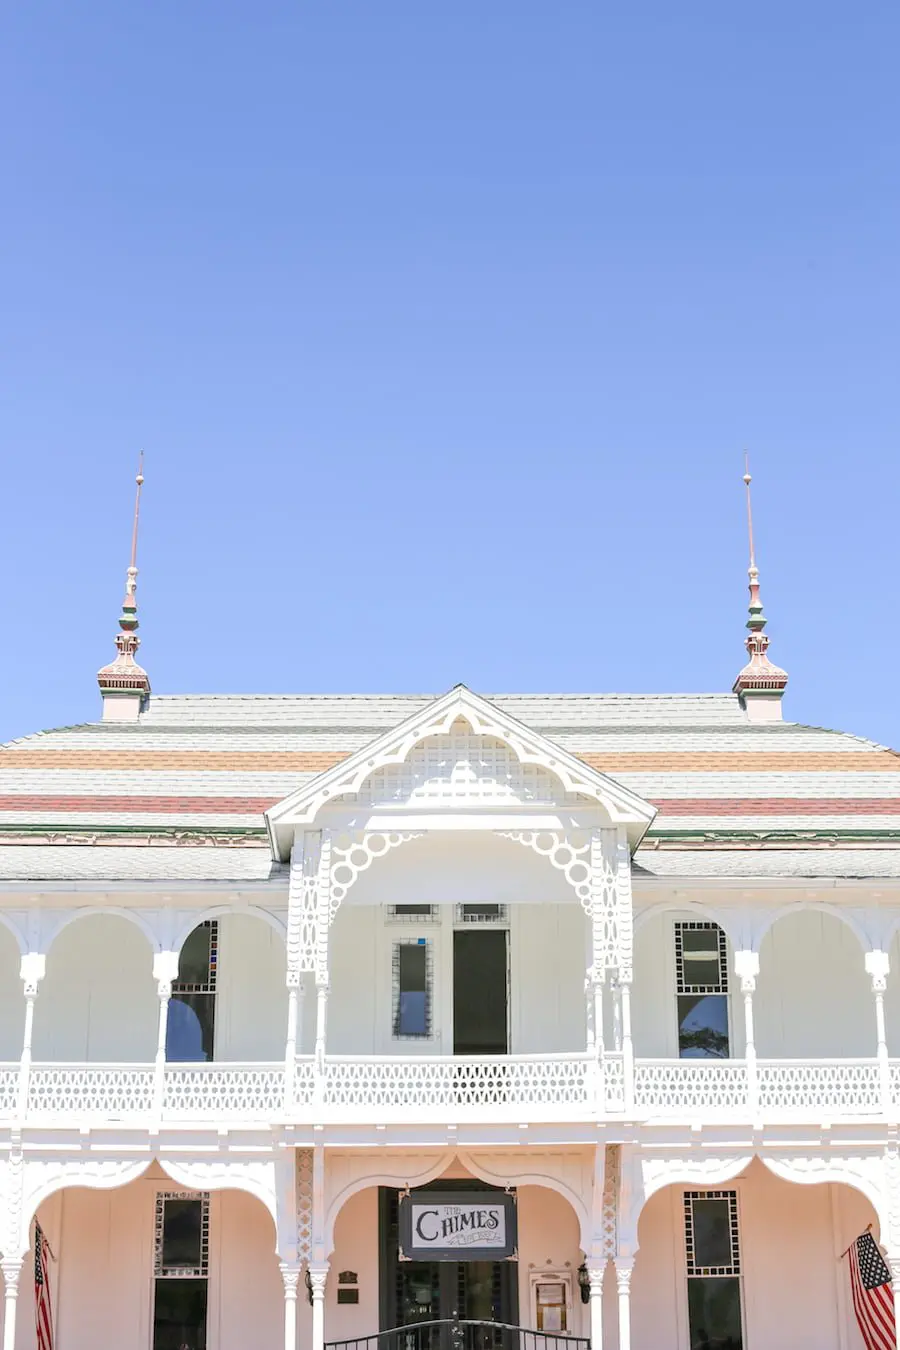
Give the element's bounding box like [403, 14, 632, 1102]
[1, 691, 899, 881]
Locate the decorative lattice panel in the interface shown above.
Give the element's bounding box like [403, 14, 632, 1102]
[163, 1065, 284, 1117]
[296, 1148, 314, 1262]
[633, 1060, 749, 1113]
[28, 1065, 155, 1116]
[601, 1143, 621, 1260]
[338, 728, 585, 807]
[757, 1060, 880, 1114]
[0, 1068, 19, 1117]
[287, 833, 321, 978]
[603, 1054, 625, 1112]
[322, 1054, 592, 1109]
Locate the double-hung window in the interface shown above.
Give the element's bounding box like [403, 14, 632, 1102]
[675, 922, 730, 1058]
[684, 1190, 743, 1348]
[153, 1192, 210, 1350]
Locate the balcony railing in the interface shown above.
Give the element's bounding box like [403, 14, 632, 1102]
[0, 1054, 893, 1126]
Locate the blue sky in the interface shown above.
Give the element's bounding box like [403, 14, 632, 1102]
[2, 2, 898, 747]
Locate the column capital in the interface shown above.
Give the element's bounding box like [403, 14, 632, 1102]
[280, 1263, 302, 1298]
[866, 949, 890, 993]
[614, 1258, 634, 1293]
[0, 1256, 23, 1284]
[19, 952, 45, 996]
[153, 950, 180, 996]
[584, 1260, 606, 1294]
[307, 1263, 329, 1299]
[733, 949, 759, 991]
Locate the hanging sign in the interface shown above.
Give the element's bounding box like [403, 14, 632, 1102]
[399, 1190, 517, 1261]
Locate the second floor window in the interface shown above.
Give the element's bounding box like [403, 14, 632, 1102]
[675, 922, 729, 1059]
[393, 939, 432, 1039]
[166, 921, 218, 1062]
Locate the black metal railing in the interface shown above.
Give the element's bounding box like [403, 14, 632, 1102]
[327, 1318, 590, 1350]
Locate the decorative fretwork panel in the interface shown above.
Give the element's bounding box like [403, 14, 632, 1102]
[499, 830, 593, 906]
[163, 1064, 284, 1117]
[633, 1060, 749, 1113]
[287, 832, 321, 979]
[0, 1067, 18, 1116]
[296, 1148, 314, 1262]
[28, 1065, 155, 1116]
[603, 1053, 625, 1110]
[329, 831, 424, 910]
[757, 1060, 881, 1114]
[601, 1143, 621, 1260]
[337, 728, 585, 808]
[322, 1054, 592, 1109]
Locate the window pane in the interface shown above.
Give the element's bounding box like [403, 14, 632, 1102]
[690, 1199, 734, 1269]
[678, 995, 729, 1059]
[396, 944, 429, 1037]
[682, 929, 722, 988]
[462, 905, 503, 920]
[394, 905, 434, 917]
[153, 1277, 208, 1350]
[166, 995, 214, 1062]
[177, 926, 213, 988]
[161, 1200, 203, 1269]
[687, 1276, 743, 1349]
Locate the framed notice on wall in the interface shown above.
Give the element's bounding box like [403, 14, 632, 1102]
[399, 1190, 517, 1261]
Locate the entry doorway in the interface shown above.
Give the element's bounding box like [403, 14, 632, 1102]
[380, 1187, 518, 1333]
[453, 929, 508, 1056]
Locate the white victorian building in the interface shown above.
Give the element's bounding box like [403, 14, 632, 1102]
[0, 483, 899, 1350]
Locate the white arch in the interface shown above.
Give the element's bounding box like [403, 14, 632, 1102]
[458, 1149, 591, 1254]
[324, 1150, 456, 1257]
[43, 906, 159, 958]
[755, 901, 872, 955]
[0, 913, 27, 956]
[172, 903, 287, 955]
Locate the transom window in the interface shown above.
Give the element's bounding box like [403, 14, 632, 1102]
[153, 1192, 210, 1350]
[675, 922, 730, 1059]
[392, 939, 433, 1039]
[387, 904, 439, 923]
[684, 1191, 743, 1349]
[455, 904, 508, 925]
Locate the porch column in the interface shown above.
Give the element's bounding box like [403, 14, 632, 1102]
[17, 954, 45, 1121]
[153, 952, 179, 1117]
[280, 1263, 301, 1350]
[1, 1258, 22, 1350]
[865, 951, 891, 1115]
[614, 1259, 633, 1350]
[308, 1263, 329, 1350]
[619, 975, 634, 1115]
[285, 979, 306, 1112]
[585, 1261, 605, 1349]
[734, 950, 759, 1117]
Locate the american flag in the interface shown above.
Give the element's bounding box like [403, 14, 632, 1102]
[33, 1220, 53, 1350]
[847, 1230, 895, 1350]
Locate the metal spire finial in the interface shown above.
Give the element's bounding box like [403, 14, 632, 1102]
[97, 454, 151, 706]
[732, 454, 788, 711]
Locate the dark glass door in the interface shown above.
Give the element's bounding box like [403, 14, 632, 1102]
[453, 930, 508, 1055]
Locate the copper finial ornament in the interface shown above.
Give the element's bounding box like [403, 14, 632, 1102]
[732, 455, 788, 708]
[97, 454, 151, 704]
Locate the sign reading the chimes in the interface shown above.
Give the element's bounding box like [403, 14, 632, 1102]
[399, 1190, 517, 1261]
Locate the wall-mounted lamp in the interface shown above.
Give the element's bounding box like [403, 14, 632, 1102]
[305, 1268, 314, 1307]
[577, 1263, 591, 1304]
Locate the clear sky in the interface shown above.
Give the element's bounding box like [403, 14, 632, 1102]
[1, 3, 898, 748]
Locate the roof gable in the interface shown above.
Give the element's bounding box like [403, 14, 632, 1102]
[264, 685, 657, 858]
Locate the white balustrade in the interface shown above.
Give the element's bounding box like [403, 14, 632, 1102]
[757, 1058, 881, 1114]
[319, 1053, 594, 1118]
[0, 1066, 20, 1117]
[163, 1063, 285, 1118]
[28, 1064, 155, 1117]
[603, 1052, 625, 1111]
[633, 1059, 749, 1114]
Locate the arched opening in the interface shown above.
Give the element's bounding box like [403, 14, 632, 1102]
[326, 1158, 588, 1342]
[632, 905, 736, 1059]
[168, 912, 287, 1063]
[755, 908, 871, 1058]
[34, 912, 157, 1061]
[8, 1162, 283, 1350]
[0, 920, 24, 1062]
[632, 1159, 879, 1350]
